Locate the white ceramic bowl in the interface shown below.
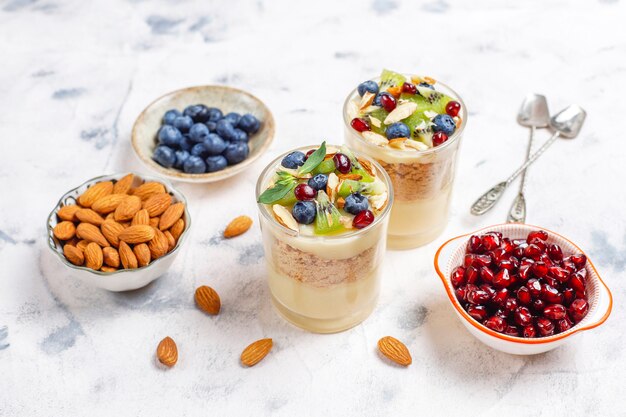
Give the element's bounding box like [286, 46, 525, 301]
[434, 223, 612, 355]
[132, 85, 275, 183]
[46, 173, 191, 292]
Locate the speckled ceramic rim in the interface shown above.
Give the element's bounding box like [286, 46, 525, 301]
[434, 223, 613, 344]
[342, 75, 467, 157]
[46, 172, 191, 276]
[131, 85, 275, 183]
[255, 144, 394, 239]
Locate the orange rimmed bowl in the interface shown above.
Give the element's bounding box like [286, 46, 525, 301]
[434, 224, 612, 355]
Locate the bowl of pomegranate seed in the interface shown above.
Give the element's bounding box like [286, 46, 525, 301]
[434, 224, 612, 355]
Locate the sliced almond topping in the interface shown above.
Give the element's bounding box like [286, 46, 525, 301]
[368, 115, 381, 128]
[405, 139, 430, 151]
[338, 173, 362, 181]
[388, 138, 407, 150]
[357, 158, 374, 176]
[272, 205, 299, 232]
[346, 100, 359, 120]
[423, 76, 437, 85]
[339, 216, 353, 229]
[369, 191, 389, 212]
[326, 173, 339, 201]
[361, 131, 388, 146]
[384, 102, 418, 125]
[361, 105, 381, 114]
[358, 92, 375, 111]
[424, 110, 438, 120]
[336, 197, 345, 210]
[454, 116, 463, 127]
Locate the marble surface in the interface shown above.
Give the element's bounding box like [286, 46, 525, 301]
[1, 0, 625, 415]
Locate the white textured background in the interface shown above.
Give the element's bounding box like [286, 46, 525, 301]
[1, 0, 625, 416]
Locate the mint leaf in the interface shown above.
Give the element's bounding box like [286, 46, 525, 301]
[258, 171, 297, 204]
[298, 141, 327, 175]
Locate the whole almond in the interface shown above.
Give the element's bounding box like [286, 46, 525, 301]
[377, 336, 412, 366]
[119, 225, 155, 244]
[63, 244, 84, 266]
[169, 218, 185, 241]
[76, 223, 110, 247]
[131, 209, 150, 226]
[194, 285, 221, 315]
[156, 336, 178, 367]
[164, 230, 176, 251]
[76, 239, 89, 252]
[101, 266, 118, 273]
[224, 215, 253, 238]
[91, 194, 127, 214]
[113, 173, 134, 194]
[57, 204, 80, 222]
[148, 228, 168, 259]
[133, 182, 166, 201]
[75, 208, 105, 226]
[78, 181, 113, 207]
[133, 243, 151, 267]
[241, 338, 273, 367]
[84, 242, 103, 270]
[159, 203, 185, 231]
[102, 247, 120, 268]
[143, 193, 171, 217]
[106, 212, 115, 220]
[119, 241, 138, 269]
[115, 195, 142, 222]
[53, 221, 76, 241]
[149, 217, 160, 228]
[101, 219, 125, 247]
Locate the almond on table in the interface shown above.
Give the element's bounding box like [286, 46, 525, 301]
[194, 285, 221, 315]
[224, 215, 253, 238]
[240, 338, 273, 367]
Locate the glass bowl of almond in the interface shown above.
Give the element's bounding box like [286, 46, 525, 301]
[46, 172, 191, 291]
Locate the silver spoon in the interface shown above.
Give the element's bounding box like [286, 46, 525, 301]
[471, 104, 586, 216]
[507, 94, 550, 223]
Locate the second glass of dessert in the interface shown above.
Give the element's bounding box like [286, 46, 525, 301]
[343, 69, 467, 250]
[256, 142, 393, 333]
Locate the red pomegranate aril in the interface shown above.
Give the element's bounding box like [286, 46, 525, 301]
[352, 210, 374, 229]
[432, 132, 449, 147]
[517, 286, 532, 305]
[350, 117, 371, 132]
[568, 299, 589, 322]
[557, 318, 573, 332]
[465, 266, 479, 284]
[492, 288, 509, 306]
[548, 266, 569, 283]
[491, 248, 508, 263]
[484, 316, 506, 333]
[508, 256, 520, 270]
[380, 94, 397, 112]
[531, 261, 548, 277]
[562, 288, 575, 306]
[539, 253, 553, 267]
[513, 246, 525, 258]
[541, 284, 563, 304]
[547, 244, 563, 262]
[494, 309, 509, 320]
[467, 289, 491, 304]
[480, 284, 496, 298]
[501, 238, 514, 254]
[562, 261, 576, 274]
[536, 317, 555, 336]
[305, 149, 316, 159]
[482, 233, 501, 251]
[522, 325, 537, 338]
[518, 265, 531, 281]
[468, 235, 484, 254]
[514, 306, 533, 326]
[527, 279, 542, 297]
[480, 266, 495, 283]
[445, 101, 461, 117]
[543, 304, 567, 320]
[569, 273, 586, 293]
[455, 286, 467, 302]
[294, 183, 317, 200]
[464, 254, 475, 267]
[504, 325, 520, 337]
[527, 230, 548, 242]
[333, 153, 352, 174]
[401, 82, 417, 95]
[576, 268, 587, 279]
[497, 259, 514, 272]
[473, 254, 492, 268]
[493, 269, 511, 288]
[450, 266, 466, 287]
[512, 238, 527, 246]
[543, 276, 559, 289]
[524, 244, 542, 260]
[467, 305, 489, 321]
[505, 297, 519, 313]
[570, 254, 587, 270]
[533, 299, 546, 312]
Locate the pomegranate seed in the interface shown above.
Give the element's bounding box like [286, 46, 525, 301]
[569, 273, 586, 293]
[464, 254, 475, 267]
[498, 260, 515, 271]
[524, 244, 542, 260]
[480, 284, 496, 298]
[518, 265, 532, 280]
[527, 279, 542, 298]
[504, 325, 520, 337]
[491, 248, 508, 263]
[493, 269, 512, 288]
[570, 254, 587, 270]
[536, 317, 555, 336]
[513, 246, 525, 258]
[531, 261, 548, 278]
[577, 268, 587, 279]
[548, 266, 569, 283]
[352, 210, 374, 229]
[380, 94, 397, 112]
[401, 82, 417, 95]
[544, 304, 567, 320]
[450, 266, 466, 287]
[557, 318, 573, 332]
[509, 273, 520, 287]
[508, 256, 520, 270]
[482, 233, 501, 251]
[533, 299, 546, 312]
[543, 276, 559, 288]
[350, 117, 371, 132]
[504, 297, 518, 313]
[563, 288, 575, 306]
[494, 309, 509, 320]
[562, 261, 576, 274]
[473, 254, 492, 268]
[333, 153, 352, 174]
[445, 101, 461, 117]
[465, 266, 479, 284]
[468, 235, 484, 254]
[294, 183, 317, 200]
[547, 244, 563, 262]
[539, 253, 553, 267]
[432, 132, 449, 147]
[520, 257, 535, 268]
[467, 305, 488, 321]
[541, 284, 563, 304]
[467, 289, 490, 304]
[480, 266, 495, 283]
[517, 286, 532, 305]
[492, 288, 509, 306]
[527, 230, 548, 242]
[512, 238, 527, 246]
[568, 299, 589, 322]
[514, 306, 533, 326]
[484, 316, 506, 333]
[455, 286, 467, 302]
[522, 325, 537, 338]
[501, 238, 514, 254]
[305, 149, 316, 159]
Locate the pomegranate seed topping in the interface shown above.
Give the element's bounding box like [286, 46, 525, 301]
[294, 183, 317, 200]
[527, 230, 548, 242]
[541, 284, 563, 304]
[536, 317, 555, 336]
[547, 244, 563, 262]
[352, 210, 374, 229]
[563, 288, 575, 306]
[467, 305, 488, 321]
[557, 318, 572, 332]
[484, 316, 506, 333]
[569, 273, 586, 293]
[467, 289, 490, 304]
[465, 266, 479, 285]
[432, 132, 449, 147]
[514, 306, 533, 326]
[522, 325, 537, 338]
[401, 82, 417, 95]
[380, 94, 397, 112]
[527, 279, 542, 297]
[531, 261, 548, 278]
[468, 235, 484, 254]
[568, 299, 589, 322]
[517, 286, 532, 305]
[305, 149, 316, 159]
[350, 117, 371, 132]
[445, 101, 461, 117]
[524, 244, 542, 260]
[482, 233, 501, 251]
[450, 266, 466, 287]
[492, 288, 509, 306]
[504, 325, 520, 336]
[493, 269, 512, 288]
[333, 153, 352, 174]
[480, 266, 495, 283]
[570, 254, 587, 269]
[544, 304, 567, 320]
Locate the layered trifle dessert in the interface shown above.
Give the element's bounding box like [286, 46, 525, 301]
[256, 142, 393, 333]
[343, 69, 466, 249]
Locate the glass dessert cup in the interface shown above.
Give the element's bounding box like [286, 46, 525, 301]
[343, 77, 467, 250]
[255, 145, 393, 333]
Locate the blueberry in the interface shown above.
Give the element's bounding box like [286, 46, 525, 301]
[174, 150, 190, 169]
[183, 155, 206, 174]
[183, 105, 204, 121]
[192, 105, 211, 123]
[237, 113, 260, 134]
[203, 133, 227, 155]
[162, 109, 181, 125]
[232, 128, 248, 142]
[157, 125, 183, 147]
[205, 121, 217, 132]
[281, 151, 306, 169]
[173, 115, 193, 133]
[292, 201, 316, 224]
[189, 123, 210, 143]
[357, 80, 379, 97]
[385, 122, 411, 139]
[432, 114, 456, 136]
[373, 92, 392, 107]
[308, 174, 328, 191]
[344, 193, 369, 215]
[216, 119, 237, 141]
[153, 146, 176, 168]
[179, 134, 193, 151]
[418, 82, 435, 90]
[207, 108, 223, 122]
[205, 155, 228, 172]
[223, 112, 241, 125]
[223, 142, 249, 165]
[191, 143, 207, 157]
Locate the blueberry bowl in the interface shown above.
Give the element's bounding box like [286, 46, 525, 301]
[132, 85, 275, 183]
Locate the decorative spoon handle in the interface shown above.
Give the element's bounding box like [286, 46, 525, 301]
[507, 126, 536, 223]
[504, 131, 560, 185]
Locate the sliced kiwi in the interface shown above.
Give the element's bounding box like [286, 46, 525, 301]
[275, 184, 297, 206]
[401, 88, 453, 144]
[338, 180, 386, 197]
[311, 159, 335, 175]
[379, 69, 406, 91]
[368, 108, 389, 136]
[340, 146, 374, 182]
[314, 191, 342, 235]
